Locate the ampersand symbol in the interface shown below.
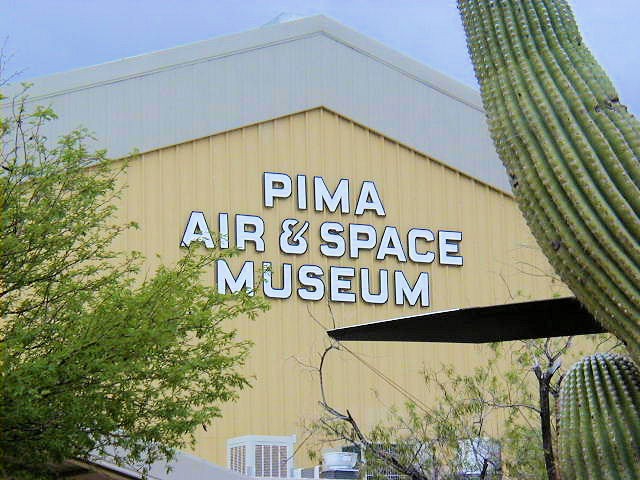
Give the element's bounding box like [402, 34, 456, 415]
[279, 219, 310, 254]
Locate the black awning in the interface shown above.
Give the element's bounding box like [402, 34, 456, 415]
[327, 297, 606, 343]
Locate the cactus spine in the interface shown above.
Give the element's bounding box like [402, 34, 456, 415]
[457, 0, 640, 362]
[558, 353, 640, 479]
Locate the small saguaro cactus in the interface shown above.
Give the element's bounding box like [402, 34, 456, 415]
[457, 0, 640, 362]
[558, 353, 640, 479]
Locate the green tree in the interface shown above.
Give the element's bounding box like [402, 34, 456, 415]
[0, 88, 268, 478]
[312, 335, 620, 480]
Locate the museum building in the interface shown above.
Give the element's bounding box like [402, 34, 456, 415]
[18, 14, 564, 477]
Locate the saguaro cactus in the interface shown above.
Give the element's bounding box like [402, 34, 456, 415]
[457, 0, 640, 362]
[558, 353, 640, 478]
[457, 2, 640, 477]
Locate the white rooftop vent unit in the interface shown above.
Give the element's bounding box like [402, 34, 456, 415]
[320, 451, 359, 479]
[262, 13, 305, 26]
[227, 435, 297, 478]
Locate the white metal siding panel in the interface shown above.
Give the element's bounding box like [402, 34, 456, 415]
[6, 16, 509, 191]
[314, 34, 503, 190]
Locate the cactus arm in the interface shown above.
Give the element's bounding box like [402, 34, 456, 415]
[459, 2, 637, 343]
[503, 1, 640, 293]
[523, 2, 640, 235]
[457, 0, 640, 361]
[545, 1, 640, 171]
[477, 0, 640, 286]
[558, 354, 640, 479]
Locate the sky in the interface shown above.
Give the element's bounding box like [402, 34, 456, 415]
[2, 1, 639, 113]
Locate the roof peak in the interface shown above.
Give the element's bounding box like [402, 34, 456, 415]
[8, 14, 477, 108]
[2, 15, 507, 192]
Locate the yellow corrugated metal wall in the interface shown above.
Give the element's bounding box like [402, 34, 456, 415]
[113, 107, 565, 466]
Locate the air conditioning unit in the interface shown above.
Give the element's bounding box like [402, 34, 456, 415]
[228, 435, 297, 477]
[293, 466, 321, 479]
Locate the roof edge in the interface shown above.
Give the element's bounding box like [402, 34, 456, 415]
[6, 15, 483, 111]
[119, 105, 511, 198]
[314, 16, 482, 110]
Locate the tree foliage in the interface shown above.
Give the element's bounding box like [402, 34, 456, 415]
[312, 335, 620, 480]
[0, 89, 268, 478]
